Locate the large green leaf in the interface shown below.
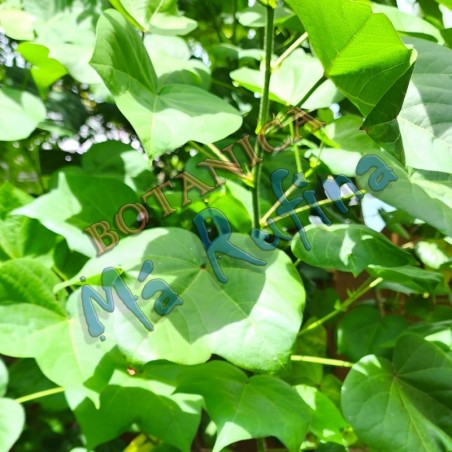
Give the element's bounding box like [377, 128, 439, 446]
[0, 87, 46, 141]
[291, 224, 414, 276]
[90, 9, 242, 157]
[65, 228, 305, 372]
[366, 37, 452, 173]
[68, 362, 202, 450]
[14, 172, 140, 257]
[0, 298, 116, 398]
[342, 334, 452, 451]
[0, 398, 25, 451]
[177, 361, 311, 452]
[285, 0, 415, 125]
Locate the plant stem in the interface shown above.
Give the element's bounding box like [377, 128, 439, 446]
[291, 355, 353, 368]
[261, 190, 366, 227]
[256, 438, 266, 452]
[299, 277, 383, 336]
[15, 387, 65, 404]
[252, 5, 275, 229]
[272, 32, 308, 69]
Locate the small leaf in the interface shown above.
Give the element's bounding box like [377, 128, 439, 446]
[18, 43, 67, 97]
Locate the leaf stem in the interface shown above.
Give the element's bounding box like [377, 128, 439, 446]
[252, 5, 275, 229]
[271, 32, 308, 69]
[15, 387, 65, 404]
[291, 355, 353, 368]
[261, 190, 366, 227]
[299, 277, 383, 336]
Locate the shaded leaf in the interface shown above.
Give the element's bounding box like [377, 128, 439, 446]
[342, 334, 452, 451]
[177, 361, 311, 452]
[291, 224, 414, 276]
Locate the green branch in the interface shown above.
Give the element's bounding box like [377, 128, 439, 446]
[15, 387, 65, 404]
[291, 355, 353, 368]
[252, 5, 275, 229]
[299, 277, 384, 336]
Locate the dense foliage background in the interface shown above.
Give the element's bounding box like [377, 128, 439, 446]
[0, 0, 451, 450]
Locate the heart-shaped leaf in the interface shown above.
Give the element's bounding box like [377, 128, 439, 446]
[177, 361, 311, 452]
[67, 227, 305, 372]
[342, 334, 452, 451]
[90, 10, 242, 157]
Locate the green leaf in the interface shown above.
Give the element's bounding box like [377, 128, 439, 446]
[356, 152, 452, 237]
[148, 12, 197, 36]
[337, 306, 408, 361]
[367, 265, 448, 295]
[295, 385, 352, 445]
[18, 43, 67, 97]
[0, 9, 34, 40]
[0, 398, 25, 451]
[0, 297, 116, 397]
[66, 228, 305, 373]
[0, 87, 46, 141]
[14, 172, 140, 257]
[177, 361, 311, 452]
[68, 362, 202, 450]
[342, 334, 452, 451]
[109, 0, 176, 31]
[366, 37, 452, 172]
[81, 141, 156, 193]
[91, 10, 242, 157]
[415, 240, 452, 270]
[0, 258, 66, 315]
[286, 0, 415, 125]
[291, 224, 414, 276]
[144, 35, 211, 89]
[372, 4, 444, 43]
[0, 183, 56, 264]
[230, 49, 324, 106]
